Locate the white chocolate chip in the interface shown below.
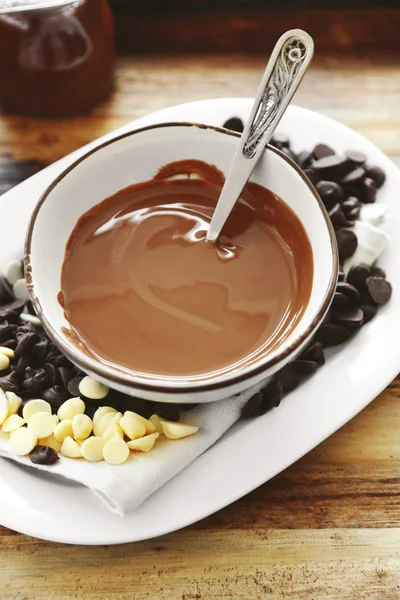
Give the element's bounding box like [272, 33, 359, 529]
[1, 414, 25, 433]
[61, 436, 82, 458]
[72, 414, 93, 440]
[80, 437, 105, 462]
[28, 412, 57, 439]
[94, 411, 122, 437]
[102, 424, 124, 441]
[0, 346, 15, 359]
[127, 432, 159, 452]
[13, 278, 30, 301]
[161, 421, 199, 440]
[119, 414, 147, 440]
[93, 406, 117, 427]
[10, 427, 37, 456]
[79, 376, 109, 400]
[57, 397, 85, 421]
[20, 313, 42, 327]
[5, 392, 22, 416]
[0, 394, 9, 426]
[149, 414, 164, 435]
[0, 354, 10, 371]
[23, 399, 52, 422]
[2, 260, 23, 285]
[54, 419, 73, 443]
[124, 411, 156, 435]
[360, 203, 388, 226]
[103, 438, 130, 465]
[344, 221, 389, 273]
[39, 434, 62, 453]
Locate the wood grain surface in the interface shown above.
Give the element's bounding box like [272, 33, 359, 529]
[0, 45, 400, 600]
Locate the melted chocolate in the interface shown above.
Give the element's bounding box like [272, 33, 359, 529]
[60, 160, 313, 377]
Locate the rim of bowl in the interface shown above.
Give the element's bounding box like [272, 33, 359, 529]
[25, 121, 339, 395]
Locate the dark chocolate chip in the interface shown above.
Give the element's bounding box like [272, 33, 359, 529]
[0, 276, 14, 305]
[303, 168, 320, 185]
[17, 322, 37, 335]
[341, 196, 361, 212]
[315, 181, 344, 209]
[365, 165, 385, 189]
[341, 167, 365, 186]
[29, 446, 59, 466]
[44, 343, 62, 364]
[328, 204, 350, 229]
[346, 206, 361, 222]
[26, 301, 37, 316]
[361, 303, 378, 323]
[280, 146, 297, 162]
[2, 338, 16, 350]
[292, 359, 318, 375]
[15, 355, 30, 380]
[68, 376, 84, 397]
[276, 363, 301, 391]
[317, 323, 351, 347]
[312, 155, 352, 180]
[241, 392, 266, 419]
[296, 150, 313, 169]
[362, 177, 377, 204]
[21, 367, 49, 395]
[32, 340, 50, 362]
[271, 132, 290, 148]
[0, 299, 26, 321]
[15, 331, 39, 358]
[300, 340, 325, 365]
[332, 292, 349, 307]
[336, 281, 361, 304]
[53, 354, 73, 368]
[365, 276, 392, 306]
[222, 117, 244, 133]
[338, 268, 345, 282]
[84, 401, 98, 420]
[370, 266, 386, 278]
[153, 403, 181, 422]
[346, 263, 371, 289]
[57, 367, 72, 391]
[336, 229, 358, 261]
[345, 150, 366, 165]
[42, 385, 67, 408]
[0, 323, 17, 342]
[106, 391, 153, 418]
[262, 379, 283, 409]
[313, 144, 335, 160]
[0, 372, 19, 394]
[44, 363, 57, 386]
[332, 306, 364, 329]
[241, 380, 283, 418]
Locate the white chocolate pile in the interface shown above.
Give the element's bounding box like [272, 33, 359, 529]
[0, 378, 199, 465]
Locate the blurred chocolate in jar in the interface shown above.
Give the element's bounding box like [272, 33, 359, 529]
[0, 0, 115, 118]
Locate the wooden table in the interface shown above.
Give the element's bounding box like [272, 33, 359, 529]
[1, 51, 400, 599]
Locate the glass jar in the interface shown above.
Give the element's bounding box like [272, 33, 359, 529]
[0, 0, 115, 118]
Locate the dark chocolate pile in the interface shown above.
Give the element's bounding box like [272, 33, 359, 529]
[222, 116, 392, 418]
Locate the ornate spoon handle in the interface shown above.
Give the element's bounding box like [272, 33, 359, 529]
[207, 29, 314, 242]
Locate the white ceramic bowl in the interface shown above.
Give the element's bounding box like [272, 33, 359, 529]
[25, 122, 338, 403]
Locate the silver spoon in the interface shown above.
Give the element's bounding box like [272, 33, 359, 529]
[206, 29, 314, 242]
[0, 0, 80, 16]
